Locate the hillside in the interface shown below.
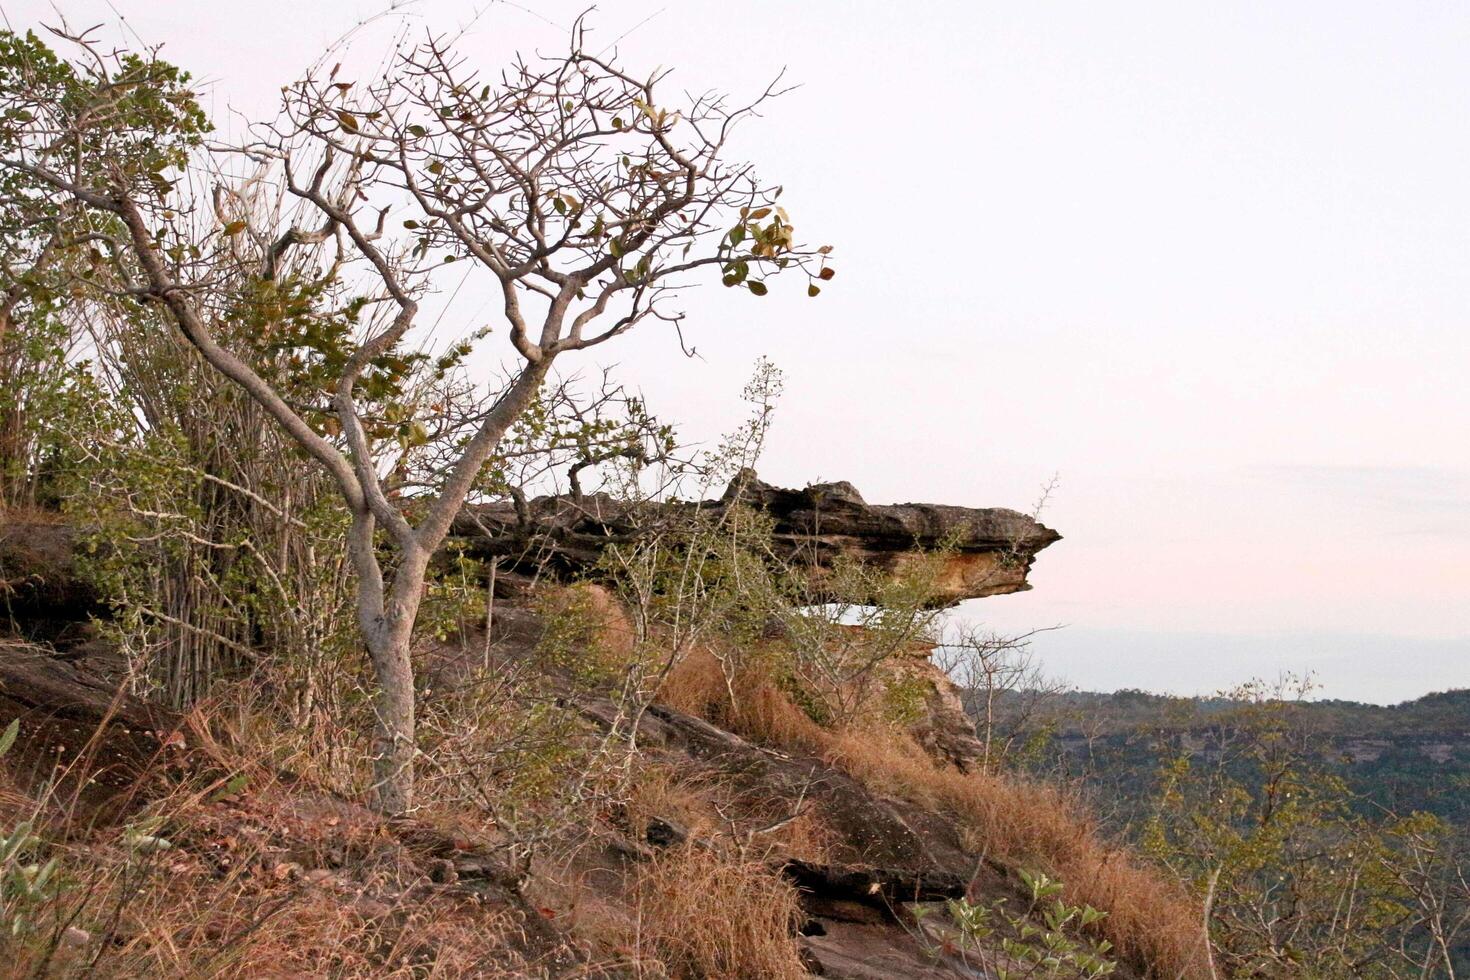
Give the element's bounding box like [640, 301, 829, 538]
[0, 481, 1211, 979]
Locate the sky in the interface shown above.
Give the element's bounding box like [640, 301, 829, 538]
[3, 0, 1466, 703]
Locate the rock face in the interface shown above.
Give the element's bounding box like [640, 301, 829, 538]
[0, 481, 1088, 976]
[0, 642, 180, 821]
[453, 472, 1060, 607]
[6, 476, 1058, 780]
[729, 475, 1060, 605]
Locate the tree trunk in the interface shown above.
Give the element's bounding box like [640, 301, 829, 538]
[367, 624, 416, 815]
[357, 540, 428, 816]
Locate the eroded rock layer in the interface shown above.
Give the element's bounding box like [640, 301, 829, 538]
[452, 472, 1060, 607]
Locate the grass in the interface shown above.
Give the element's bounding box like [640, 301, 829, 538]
[0, 502, 69, 526]
[627, 844, 808, 979]
[0, 703, 560, 979]
[657, 645, 826, 753]
[0, 581, 1207, 977]
[658, 646, 1212, 979]
[822, 731, 1209, 978]
[0, 648, 818, 979]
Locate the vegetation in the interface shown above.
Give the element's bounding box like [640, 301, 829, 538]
[0, 11, 1457, 980]
[964, 676, 1470, 977]
[930, 869, 1117, 979]
[0, 19, 830, 813]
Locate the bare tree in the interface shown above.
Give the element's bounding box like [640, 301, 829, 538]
[936, 623, 1069, 771]
[0, 21, 830, 812]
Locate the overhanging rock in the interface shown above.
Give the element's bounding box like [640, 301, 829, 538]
[452, 472, 1060, 607]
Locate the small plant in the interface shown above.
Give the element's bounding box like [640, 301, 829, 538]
[0, 820, 58, 940]
[0, 720, 63, 942]
[934, 868, 1116, 980]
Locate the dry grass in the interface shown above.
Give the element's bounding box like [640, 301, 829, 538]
[0, 796, 541, 978]
[535, 582, 638, 678]
[0, 502, 68, 526]
[627, 844, 808, 979]
[821, 731, 1209, 978]
[658, 646, 825, 752]
[659, 652, 1211, 979]
[623, 756, 836, 867]
[624, 762, 722, 844]
[0, 701, 564, 979]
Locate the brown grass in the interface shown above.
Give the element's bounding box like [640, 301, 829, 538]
[659, 651, 1211, 980]
[0, 702, 562, 979]
[822, 732, 1209, 978]
[0, 797, 542, 977]
[628, 844, 808, 979]
[658, 646, 825, 752]
[0, 502, 68, 526]
[623, 756, 837, 867]
[625, 762, 723, 844]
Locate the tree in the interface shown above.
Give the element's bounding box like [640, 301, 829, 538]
[0, 29, 202, 505]
[1141, 676, 1470, 978]
[0, 21, 831, 813]
[936, 623, 1069, 772]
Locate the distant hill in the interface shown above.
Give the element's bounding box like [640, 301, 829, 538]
[984, 687, 1470, 832]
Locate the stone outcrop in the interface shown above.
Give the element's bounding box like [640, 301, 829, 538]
[0, 641, 181, 821]
[452, 472, 1060, 607]
[727, 475, 1059, 604]
[4, 475, 1055, 778]
[4, 475, 1059, 624]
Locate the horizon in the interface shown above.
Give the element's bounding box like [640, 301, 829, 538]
[3, 0, 1465, 703]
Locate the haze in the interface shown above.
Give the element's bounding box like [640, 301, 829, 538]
[4, 0, 1465, 703]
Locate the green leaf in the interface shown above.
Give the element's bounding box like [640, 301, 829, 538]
[0, 719, 18, 758]
[407, 124, 427, 138]
[807, 283, 821, 297]
[729, 225, 746, 246]
[747, 281, 768, 296]
[223, 772, 249, 795]
[403, 219, 420, 229]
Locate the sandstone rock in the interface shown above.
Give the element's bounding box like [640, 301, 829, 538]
[453, 472, 1059, 607]
[725, 473, 1059, 606]
[0, 641, 181, 821]
[905, 656, 991, 772]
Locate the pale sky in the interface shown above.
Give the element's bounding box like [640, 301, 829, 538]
[6, 0, 1467, 703]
